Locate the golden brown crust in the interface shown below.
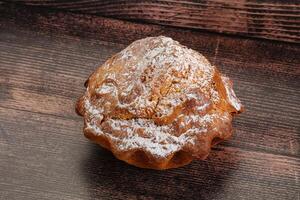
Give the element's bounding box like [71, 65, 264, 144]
[76, 36, 243, 170]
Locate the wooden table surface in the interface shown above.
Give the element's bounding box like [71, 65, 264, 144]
[7, 0, 300, 43]
[0, 3, 299, 200]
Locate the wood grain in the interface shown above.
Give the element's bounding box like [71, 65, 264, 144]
[1, 107, 299, 200]
[6, 0, 300, 43]
[0, 3, 300, 200]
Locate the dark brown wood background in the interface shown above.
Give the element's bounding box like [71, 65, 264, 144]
[4, 0, 300, 43]
[0, 2, 300, 200]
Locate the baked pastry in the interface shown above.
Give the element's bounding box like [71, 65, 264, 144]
[76, 36, 243, 170]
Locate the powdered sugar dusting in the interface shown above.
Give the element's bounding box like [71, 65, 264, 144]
[85, 112, 210, 157]
[84, 94, 225, 157]
[111, 36, 217, 117]
[96, 83, 116, 95]
[221, 76, 243, 111]
[81, 36, 241, 159]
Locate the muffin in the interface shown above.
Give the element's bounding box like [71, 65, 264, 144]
[76, 36, 243, 170]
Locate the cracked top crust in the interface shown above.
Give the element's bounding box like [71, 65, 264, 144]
[76, 36, 243, 169]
